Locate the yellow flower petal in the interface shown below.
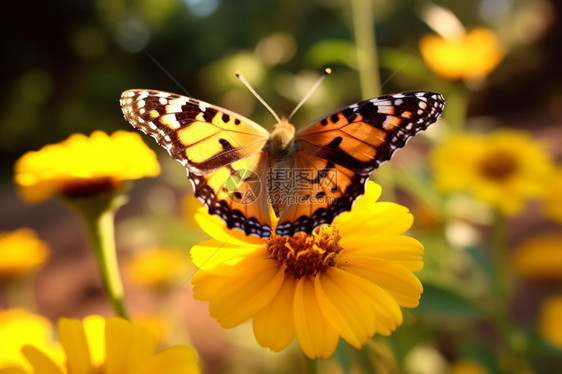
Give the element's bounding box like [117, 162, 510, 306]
[20, 346, 63, 374]
[81, 316, 106, 368]
[58, 318, 93, 373]
[315, 268, 376, 348]
[0, 228, 50, 279]
[512, 233, 562, 281]
[253, 276, 297, 352]
[14, 131, 160, 204]
[0, 367, 28, 374]
[294, 276, 339, 359]
[338, 200, 413, 237]
[104, 318, 158, 374]
[19, 316, 199, 374]
[432, 129, 554, 215]
[194, 257, 284, 328]
[341, 235, 424, 272]
[191, 239, 263, 270]
[420, 27, 504, 80]
[537, 295, 562, 349]
[343, 256, 423, 308]
[132, 346, 200, 374]
[0, 309, 58, 371]
[194, 207, 265, 247]
[542, 167, 562, 224]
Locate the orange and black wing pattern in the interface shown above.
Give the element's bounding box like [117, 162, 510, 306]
[275, 91, 445, 236]
[120, 89, 273, 237]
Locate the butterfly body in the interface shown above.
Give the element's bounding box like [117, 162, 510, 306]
[121, 89, 444, 238]
[268, 119, 297, 156]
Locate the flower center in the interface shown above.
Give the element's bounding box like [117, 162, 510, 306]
[266, 225, 342, 278]
[60, 177, 123, 198]
[479, 150, 519, 181]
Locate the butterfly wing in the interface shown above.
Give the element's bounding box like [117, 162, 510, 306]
[275, 91, 445, 236]
[120, 89, 273, 237]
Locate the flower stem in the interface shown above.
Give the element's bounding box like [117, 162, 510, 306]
[490, 211, 527, 373]
[351, 0, 381, 98]
[491, 211, 509, 311]
[66, 191, 129, 319]
[350, 0, 398, 200]
[444, 83, 469, 133]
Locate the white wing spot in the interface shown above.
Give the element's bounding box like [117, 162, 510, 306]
[418, 101, 427, 109]
[199, 102, 210, 112]
[148, 122, 157, 130]
[159, 97, 168, 105]
[138, 99, 146, 108]
[167, 114, 181, 129]
[382, 117, 395, 129]
[167, 105, 182, 112]
[394, 98, 403, 106]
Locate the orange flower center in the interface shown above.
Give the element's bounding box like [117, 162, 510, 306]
[479, 150, 519, 181]
[266, 225, 342, 278]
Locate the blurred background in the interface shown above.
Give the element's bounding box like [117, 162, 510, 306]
[1, 0, 562, 373]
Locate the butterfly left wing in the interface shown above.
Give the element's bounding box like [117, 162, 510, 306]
[275, 91, 445, 236]
[120, 89, 273, 237]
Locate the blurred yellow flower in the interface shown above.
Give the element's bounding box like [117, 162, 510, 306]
[127, 247, 190, 287]
[0, 309, 62, 372]
[537, 295, 562, 349]
[20, 315, 200, 374]
[542, 167, 562, 224]
[512, 233, 562, 281]
[181, 193, 204, 228]
[14, 131, 160, 204]
[0, 228, 49, 280]
[191, 181, 424, 359]
[448, 360, 490, 374]
[420, 28, 504, 81]
[432, 129, 553, 215]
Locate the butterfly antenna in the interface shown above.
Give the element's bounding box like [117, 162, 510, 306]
[236, 72, 282, 123]
[288, 68, 332, 121]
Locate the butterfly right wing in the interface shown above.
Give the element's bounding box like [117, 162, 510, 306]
[120, 89, 273, 237]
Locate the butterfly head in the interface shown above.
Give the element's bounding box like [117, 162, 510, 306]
[270, 118, 296, 156]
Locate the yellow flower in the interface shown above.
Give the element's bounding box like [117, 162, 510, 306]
[127, 247, 190, 287]
[14, 131, 160, 204]
[537, 295, 562, 349]
[420, 27, 504, 81]
[542, 167, 562, 224]
[432, 129, 553, 215]
[0, 309, 62, 372]
[0, 228, 49, 280]
[512, 233, 562, 281]
[19, 315, 200, 374]
[191, 181, 424, 359]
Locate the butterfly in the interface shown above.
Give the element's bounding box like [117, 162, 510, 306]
[120, 88, 444, 238]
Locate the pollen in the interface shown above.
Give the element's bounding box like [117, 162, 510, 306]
[266, 225, 342, 278]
